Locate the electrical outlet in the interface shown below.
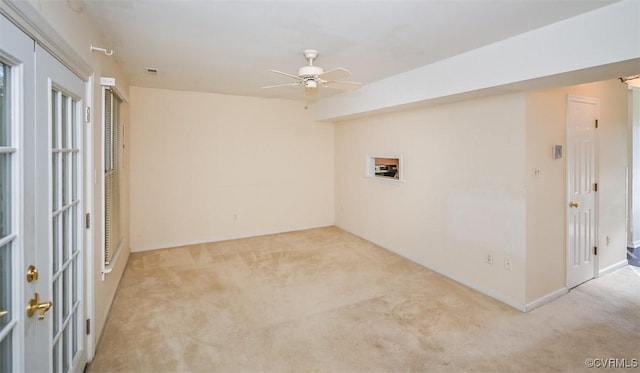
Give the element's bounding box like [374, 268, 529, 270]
[485, 253, 493, 265]
[504, 257, 512, 271]
[606, 236, 611, 246]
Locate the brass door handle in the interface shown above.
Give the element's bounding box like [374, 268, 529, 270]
[0, 310, 7, 318]
[27, 265, 39, 282]
[569, 201, 579, 208]
[27, 293, 53, 320]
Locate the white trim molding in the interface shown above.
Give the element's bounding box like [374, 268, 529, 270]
[599, 260, 629, 277]
[101, 239, 125, 280]
[100, 76, 129, 103]
[525, 288, 569, 312]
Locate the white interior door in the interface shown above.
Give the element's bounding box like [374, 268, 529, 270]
[29, 45, 86, 373]
[566, 95, 599, 289]
[0, 13, 35, 373]
[0, 14, 87, 372]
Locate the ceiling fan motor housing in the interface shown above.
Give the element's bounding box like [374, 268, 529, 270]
[298, 65, 324, 78]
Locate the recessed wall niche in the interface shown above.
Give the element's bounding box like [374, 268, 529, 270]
[366, 155, 403, 182]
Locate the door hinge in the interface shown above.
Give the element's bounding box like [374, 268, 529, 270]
[85, 213, 90, 229]
[594, 246, 598, 255]
[595, 119, 598, 128]
[86, 319, 91, 335]
[85, 107, 90, 123]
[593, 182, 598, 192]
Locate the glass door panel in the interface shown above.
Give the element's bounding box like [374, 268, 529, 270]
[50, 87, 83, 373]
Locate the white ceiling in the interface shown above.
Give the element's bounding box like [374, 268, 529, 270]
[81, 0, 618, 101]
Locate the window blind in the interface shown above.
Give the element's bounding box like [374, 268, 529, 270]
[104, 88, 122, 265]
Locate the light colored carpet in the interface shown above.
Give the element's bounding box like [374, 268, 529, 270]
[88, 226, 640, 372]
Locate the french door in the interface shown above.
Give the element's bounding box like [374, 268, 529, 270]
[0, 14, 87, 372]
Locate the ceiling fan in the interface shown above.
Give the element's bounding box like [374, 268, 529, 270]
[262, 49, 362, 92]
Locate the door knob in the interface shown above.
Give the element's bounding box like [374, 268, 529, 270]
[26, 292, 53, 320]
[569, 201, 579, 208]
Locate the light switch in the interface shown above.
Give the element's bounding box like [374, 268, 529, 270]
[552, 145, 562, 159]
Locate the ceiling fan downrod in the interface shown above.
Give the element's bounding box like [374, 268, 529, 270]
[303, 49, 318, 65]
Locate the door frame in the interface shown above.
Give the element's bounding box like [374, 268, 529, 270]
[84, 75, 95, 361]
[0, 0, 95, 364]
[566, 94, 600, 288]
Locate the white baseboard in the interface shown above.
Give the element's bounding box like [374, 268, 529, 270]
[130, 224, 335, 253]
[599, 259, 629, 277]
[430, 266, 528, 312]
[630, 240, 640, 249]
[337, 228, 528, 312]
[132, 237, 231, 253]
[525, 288, 568, 312]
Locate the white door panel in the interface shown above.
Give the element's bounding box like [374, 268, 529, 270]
[0, 13, 87, 372]
[0, 13, 35, 373]
[567, 96, 598, 289]
[31, 45, 86, 373]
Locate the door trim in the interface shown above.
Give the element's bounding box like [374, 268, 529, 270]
[84, 75, 95, 361]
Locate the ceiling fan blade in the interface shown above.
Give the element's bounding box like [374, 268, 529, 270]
[318, 67, 352, 82]
[261, 82, 302, 89]
[269, 69, 303, 81]
[323, 80, 362, 90]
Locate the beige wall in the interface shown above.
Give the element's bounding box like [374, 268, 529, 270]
[334, 94, 529, 308]
[524, 90, 566, 304]
[525, 80, 630, 303]
[25, 0, 131, 353]
[335, 80, 630, 309]
[129, 87, 334, 251]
